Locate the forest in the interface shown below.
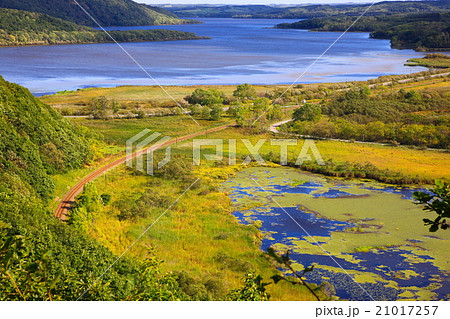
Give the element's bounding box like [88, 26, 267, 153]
[0, 8, 207, 46]
[0, 0, 192, 27]
[275, 12, 450, 51]
[284, 85, 450, 150]
[166, 1, 450, 19]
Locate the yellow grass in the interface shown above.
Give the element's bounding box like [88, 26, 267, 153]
[39, 84, 276, 109]
[315, 140, 450, 182]
[203, 127, 450, 182]
[85, 165, 321, 300]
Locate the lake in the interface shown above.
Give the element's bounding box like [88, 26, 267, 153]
[0, 18, 427, 95]
[223, 167, 449, 301]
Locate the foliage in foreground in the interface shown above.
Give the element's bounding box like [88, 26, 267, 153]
[0, 77, 187, 300]
[227, 273, 271, 301]
[414, 180, 450, 232]
[0, 76, 97, 199]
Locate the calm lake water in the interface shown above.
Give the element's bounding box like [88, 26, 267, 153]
[0, 18, 427, 94]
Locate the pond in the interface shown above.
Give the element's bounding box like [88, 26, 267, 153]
[222, 167, 449, 301]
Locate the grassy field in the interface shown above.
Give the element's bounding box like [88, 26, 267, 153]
[84, 161, 324, 300]
[63, 113, 450, 184]
[39, 84, 278, 113]
[50, 115, 232, 210]
[47, 70, 449, 300]
[39, 69, 450, 117]
[198, 127, 450, 182]
[406, 53, 450, 69]
[315, 140, 450, 182]
[65, 123, 449, 300]
[71, 116, 233, 145]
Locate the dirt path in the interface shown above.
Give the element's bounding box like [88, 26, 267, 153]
[54, 124, 235, 220]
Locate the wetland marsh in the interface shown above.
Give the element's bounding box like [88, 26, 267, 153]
[223, 167, 450, 301]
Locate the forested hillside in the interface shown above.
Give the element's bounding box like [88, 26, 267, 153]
[0, 0, 192, 27]
[276, 12, 450, 51]
[0, 76, 96, 198]
[0, 8, 207, 46]
[0, 76, 191, 300]
[166, 1, 450, 19]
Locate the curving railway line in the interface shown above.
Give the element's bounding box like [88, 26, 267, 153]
[54, 124, 235, 220]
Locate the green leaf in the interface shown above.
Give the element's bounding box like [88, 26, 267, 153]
[271, 275, 284, 284]
[430, 224, 439, 232]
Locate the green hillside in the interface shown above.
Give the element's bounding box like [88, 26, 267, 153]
[275, 12, 450, 51]
[0, 75, 96, 198]
[165, 1, 450, 19]
[0, 76, 190, 300]
[0, 8, 207, 46]
[0, 0, 193, 27]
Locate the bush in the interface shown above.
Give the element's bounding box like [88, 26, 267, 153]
[293, 103, 322, 122]
[186, 88, 224, 106]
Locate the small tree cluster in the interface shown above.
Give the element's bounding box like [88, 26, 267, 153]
[88, 96, 120, 119]
[186, 88, 224, 106]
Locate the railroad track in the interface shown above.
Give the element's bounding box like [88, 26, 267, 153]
[54, 124, 235, 220]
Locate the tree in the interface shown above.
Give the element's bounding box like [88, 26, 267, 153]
[233, 83, 256, 101]
[89, 96, 110, 119]
[404, 90, 421, 100]
[293, 103, 322, 122]
[413, 180, 450, 232]
[187, 88, 224, 106]
[209, 104, 223, 121]
[253, 97, 270, 111]
[200, 106, 211, 119]
[190, 104, 202, 117]
[267, 104, 283, 121]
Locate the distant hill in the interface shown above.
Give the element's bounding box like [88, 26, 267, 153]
[0, 8, 208, 46]
[275, 12, 450, 51]
[164, 1, 450, 19]
[0, 0, 194, 27]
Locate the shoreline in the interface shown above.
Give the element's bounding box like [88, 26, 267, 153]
[34, 68, 448, 98]
[0, 35, 210, 49]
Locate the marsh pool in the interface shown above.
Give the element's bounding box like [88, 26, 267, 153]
[222, 167, 449, 301]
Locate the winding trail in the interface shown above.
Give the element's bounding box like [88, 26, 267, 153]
[55, 124, 234, 220]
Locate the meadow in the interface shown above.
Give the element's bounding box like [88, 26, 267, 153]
[198, 127, 450, 183]
[80, 158, 326, 300]
[46, 70, 449, 300]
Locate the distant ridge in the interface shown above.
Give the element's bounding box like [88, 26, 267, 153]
[0, 8, 208, 46]
[0, 0, 193, 27]
[164, 1, 450, 19]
